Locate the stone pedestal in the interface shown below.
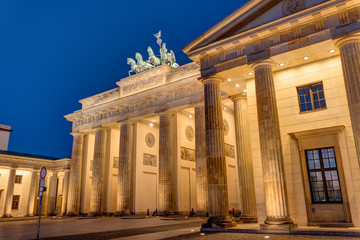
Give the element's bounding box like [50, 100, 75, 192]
[158, 113, 175, 215]
[195, 104, 208, 216]
[48, 172, 58, 215]
[200, 76, 236, 228]
[61, 171, 70, 216]
[116, 123, 133, 216]
[3, 168, 16, 218]
[26, 170, 38, 217]
[336, 34, 360, 164]
[253, 61, 295, 229]
[66, 133, 84, 216]
[230, 93, 258, 223]
[90, 128, 107, 216]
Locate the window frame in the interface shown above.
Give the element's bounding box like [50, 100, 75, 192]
[305, 147, 343, 204]
[11, 195, 20, 210]
[297, 82, 327, 113]
[14, 175, 22, 184]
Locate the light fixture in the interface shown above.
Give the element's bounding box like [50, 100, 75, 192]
[227, 78, 232, 82]
[280, 63, 285, 66]
[243, 89, 247, 93]
[236, 84, 240, 87]
[189, 114, 192, 119]
[304, 56, 309, 60]
[329, 49, 335, 53]
[224, 107, 227, 111]
[248, 72, 253, 75]
[149, 123, 153, 127]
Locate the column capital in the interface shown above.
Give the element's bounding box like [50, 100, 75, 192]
[251, 60, 275, 71]
[70, 132, 84, 137]
[229, 92, 247, 102]
[199, 75, 225, 85]
[334, 33, 360, 48]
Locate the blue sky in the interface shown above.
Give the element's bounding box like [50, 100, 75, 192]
[0, 0, 247, 158]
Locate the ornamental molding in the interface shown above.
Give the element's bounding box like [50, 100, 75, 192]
[282, 0, 306, 16]
[80, 88, 120, 109]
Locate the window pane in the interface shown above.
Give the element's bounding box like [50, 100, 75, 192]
[320, 100, 326, 108]
[305, 95, 311, 102]
[318, 83, 323, 91]
[314, 101, 320, 109]
[314, 160, 321, 169]
[330, 158, 336, 168]
[306, 103, 312, 110]
[300, 95, 305, 103]
[313, 93, 318, 100]
[312, 85, 317, 92]
[298, 88, 304, 95]
[304, 88, 310, 94]
[301, 104, 306, 112]
[319, 91, 325, 99]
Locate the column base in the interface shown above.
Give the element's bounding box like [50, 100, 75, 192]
[65, 212, 80, 217]
[202, 216, 237, 228]
[2, 214, 12, 218]
[25, 213, 35, 217]
[114, 210, 131, 216]
[195, 211, 209, 217]
[88, 212, 104, 217]
[260, 223, 298, 232]
[157, 211, 175, 216]
[237, 215, 258, 223]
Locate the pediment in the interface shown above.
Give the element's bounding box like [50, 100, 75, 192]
[183, 0, 329, 54]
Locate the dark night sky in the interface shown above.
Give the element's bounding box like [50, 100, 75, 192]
[0, 0, 247, 158]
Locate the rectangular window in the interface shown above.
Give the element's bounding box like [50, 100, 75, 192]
[298, 82, 326, 112]
[12, 195, 20, 210]
[14, 175, 22, 184]
[305, 147, 342, 203]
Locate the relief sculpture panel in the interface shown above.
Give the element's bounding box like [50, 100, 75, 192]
[143, 153, 157, 167]
[180, 146, 195, 162]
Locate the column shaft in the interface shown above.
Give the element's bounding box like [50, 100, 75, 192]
[90, 128, 106, 215]
[159, 114, 175, 214]
[195, 104, 208, 215]
[26, 170, 38, 217]
[3, 168, 16, 217]
[253, 62, 293, 226]
[231, 94, 258, 223]
[337, 37, 360, 163]
[202, 76, 235, 228]
[61, 171, 70, 215]
[48, 172, 58, 215]
[117, 123, 133, 215]
[66, 133, 84, 215]
[103, 129, 112, 215]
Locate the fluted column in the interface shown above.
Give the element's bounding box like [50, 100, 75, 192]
[103, 128, 112, 215]
[26, 170, 38, 217]
[195, 103, 208, 215]
[48, 172, 58, 215]
[253, 61, 295, 229]
[61, 171, 70, 215]
[158, 113, 175, 215]
[201, 76, 236, 228]
[3, 168, 16, 217]
[90, 128, 107, 216]
[230, 93, 258, 223]
[116, 123, 133, 216]
[66, 133, 84, 216]
[336, 34, 360, 163]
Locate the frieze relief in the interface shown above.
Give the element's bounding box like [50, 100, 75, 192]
[224, 143, 235, 159]
[113, 157, 119, 169]
[143, 153, 157, 167]
[180, 146, 195, 162]
[71, 82, 202, 131]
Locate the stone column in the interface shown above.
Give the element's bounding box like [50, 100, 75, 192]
[195, 103, 208, 216]
[48, 172, 58, 215]
[116, 123, 133, 216]
[158, 113, 175, 215]
[66, 133, 84, 216]
[230, 93, 258, 223]
[3, 168, 16, 218]
[61, 171, 70, 215]
[103, 128, 112, 215]
[336, 34, 360, 163]
[90, 128, 107, 216]
[253, 61, 295, 229]
[200, 76, 236, 228]
[26, 170, 38, 217]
